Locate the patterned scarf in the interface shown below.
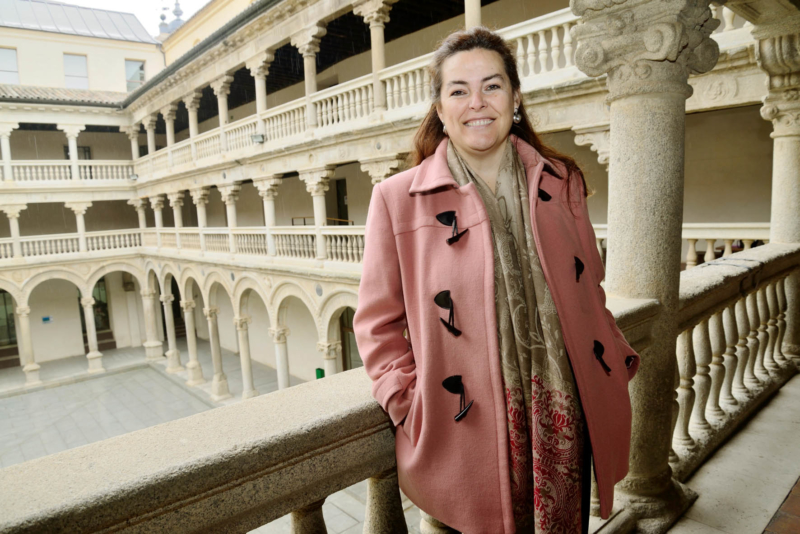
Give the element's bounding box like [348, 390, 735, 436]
[447, 139, 585, 533]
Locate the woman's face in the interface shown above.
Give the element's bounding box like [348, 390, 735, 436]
[436, 48, 520, 160]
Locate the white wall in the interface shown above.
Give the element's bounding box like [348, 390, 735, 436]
[244, 292, 275, 368]
[10, 130, 133, 160]
[284, 296, 321, 382]
[28, 279, 85, 362]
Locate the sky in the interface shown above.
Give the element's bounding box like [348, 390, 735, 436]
[63, 0, 211, 38]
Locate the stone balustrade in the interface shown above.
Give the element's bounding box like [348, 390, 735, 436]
[6, 160, 135, 182]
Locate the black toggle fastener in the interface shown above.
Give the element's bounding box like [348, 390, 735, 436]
[575, 257, 584, 282]
[436, 211, 469, 245]
[538, 188, 551, 202]
[593, 340, 611, 375]
[625, 355, 637, 369]
[434, 290, 462, 337]
[442, 375, 474, 421]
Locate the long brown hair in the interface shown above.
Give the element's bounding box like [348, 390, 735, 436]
[410, 26, 589, 207]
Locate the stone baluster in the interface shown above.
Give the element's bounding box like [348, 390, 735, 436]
[255, 176, 282, 256]
[142, 114, 157, 156]
[704, 239, 716, 264]
[291, 23, 327, 129]
[211, 75, 234, 152]
[291, 499, 326, 533]
[2, 205, 27, 258]
[204, 306, 231, 401]
[246, 52, 274, 138]
[269, 326, 291, 389]
[669, 363, 680, 463]
[181, 299, 206, 386]
[218, 183, 241, 255]
[706, 311, 727, 421]
[743, 292, 762, 389]
[764, 281, 781, 373]
[775, 277, 791, 366]
[360, 156, 403, 185]
[0, 122, 18, 181]
[141, 289, 164, 360]
[299, 166, 335, 259]
[690, 318, 713, 433]
[723, 239, 734, 257]
[16, 306, 41, 387]
[686, 239, 698, 269]
[755, 287, 771, 380]
[160, 294, 184, 373]
[80, 296, 105, 373]
[674, 328, 696, 450]
[234, 315, 259, 399]
[184, 91, 202, 160]
[363, 468, 407, 532]
[732, 298, 751, 399]
[571, 0, 720, 522]
[721, 302, 740, 409]
[190, 187, 209, 253]
[354, 0, 398, 113]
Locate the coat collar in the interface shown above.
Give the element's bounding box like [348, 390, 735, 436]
[408, 135, 562, 194]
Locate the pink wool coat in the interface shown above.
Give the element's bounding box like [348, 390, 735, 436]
[353, 136, 641, 533]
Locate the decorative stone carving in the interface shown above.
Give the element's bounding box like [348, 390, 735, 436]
[167, 192, 184, 209]
[255, 177, 283, 199]
[0, 204, 27, 219]
[0, 122, 19, 138]
[160, 294, 175, 304]
[210, 75, 235, 97]
[16, 306, 30, 317]
[572, 124, 610, 167]
[80, 297, 95, 307]
[180, 299, 196, 312]
[119, 125, 140, 141]
[190, 187, 210, 205]
[246, 51, 275, 78]
[571, 0, 721, 100]
[269, 326, 290, 344]
[128, 198, 146, 211]
[316, 341, 342, 360]
[160, 103, 178, 122]
[65, 202, 92, 215]
[218, 184, 242, 205]
[149, 195, 165, 211]
[299, 166, 335, 196]
[203, 306, 219, 320]
[756, 32, 800, 137]
[56, 124, 86, 139]
[141, 114, 158, 131]
[353, 0, 398, 26]
[183, 90, 203, 111]
[359, 156, 404, 185]
[291, 23, 327, 57]
[233, 315, 252, 331]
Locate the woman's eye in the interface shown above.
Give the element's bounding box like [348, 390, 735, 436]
[486, 84, 500, 91]
[450, 90, 465, 96]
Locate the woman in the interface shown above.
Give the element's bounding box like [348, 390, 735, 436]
[353, 27, 640, 534]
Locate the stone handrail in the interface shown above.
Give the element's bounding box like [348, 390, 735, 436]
[8, 160, 135, 182]
[670, 243, 800, 481]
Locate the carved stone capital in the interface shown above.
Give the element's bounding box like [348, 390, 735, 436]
[0, 122, 18, 138]
[160, 294, 175, 304]
[317, 341, 342, 360]
[572, 124, 611, 167]
[190, 187, 210, 206]
[203, 306, 219, 320]
[141, 114, 158, 131]
[65, 201, 92, 215]
[140, 289, 157, 299]
[246, 51, 275, 78]
[233, 315, 252, 330]
[359, 156, 404, 185]
[128, 198, 147, 212]
[167, 192, 184, 208]
[183, 90, 203, 111]
[218, 184, 241, 205]
[16, 306, 30, 317]
[255, 176, 283, 200]
[210, 75, 235, 97]
[57, 124, 86, 139]
[300, 166, 335, 196]
[570, 0, 721, 101]
[760, 96, 800, 137]
[180, 300, 196, 312]
[353, 0, 398, 26]
[81, 297, 96, 308]
[756, 32, 800, 137]
[149, 195, 165, 211]
[1, 204, 27, 219]
[269, 326, 290, 344]
[160, 103, 178, 122]
[119, 125, 140, 140]
[291, 23, 327, 57]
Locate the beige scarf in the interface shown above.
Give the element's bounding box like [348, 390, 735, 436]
[447, 139, 585, 533]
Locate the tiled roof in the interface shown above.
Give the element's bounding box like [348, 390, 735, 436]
[0, 0, 158, 44]
[0, 83, 127, 106]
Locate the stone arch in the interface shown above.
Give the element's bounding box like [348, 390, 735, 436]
[159, 263, 181, 297]
[0, 278, 23, 306]
[271, 281, 318, 330]
[202, 270, 233, 308]
[233, 275, 271, 321]
[87, 262, 145, 292]
[178, 266, 203, 304]
[143, 261, 161, 294]
[21, 269, 89, 304]
[319, 289, 359, 343]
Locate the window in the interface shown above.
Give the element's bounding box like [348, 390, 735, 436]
[125, 60, 145, 92]
[0, 48, 19, 85]
[64, 54, 88, 89]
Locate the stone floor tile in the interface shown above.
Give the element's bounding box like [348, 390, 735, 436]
[765, 511, 800, 534]
[321, 503, 359, 533]
[668, 517, 728, 534]
[781, 493, 800, 517]
[326, 490, 367, 522]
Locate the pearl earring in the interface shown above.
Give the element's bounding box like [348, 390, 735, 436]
[443, 124, 448, 135]
[513, 107, 522, 124]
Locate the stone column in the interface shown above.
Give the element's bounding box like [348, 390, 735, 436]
[141, 289, 164, 360]
[58, 124, 86, 180]
[219, 183, 241, 255]
[317, 340, 341, 377]
[191, 187, 210, 253]
[143, 114, 158, 156]
[16, 306, 41, 386]
[160, 294, 184, 373]
[291, 23, 327, 129]
[363, 468, 407, 533]
[65, 202, 91, 253]
[246, 52, 274, 137]
[204, 306, 232, 401]
[211, 74, 234, 152]
[184, 91, 202, 160]
[167, 192, 184, 250]
[234, 315, 259, 399]
[354, 0, 397, 113]
[2, 205, 27, 258]
[255, 176, 282, 256]
[269, 326, 291, 389]
[150, 195, 164, 248]
[0, 122, 19, 181]
[300, 166, 335, 259]
[360, 156, 403, 185]
[755, 27, 800, 358]
[464, 0, 481, 28]
[80, 296, 105, 373]
[180, 300, 206, 385]
[162, 103, 178, 167]
[120, 124, 141, 160]
[571, 0, 720, 528]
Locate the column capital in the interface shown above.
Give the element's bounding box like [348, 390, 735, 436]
[190, 187, 210, 205]
[183, 90, 203, 111]
[756, 32, 800, 137]
[246, 51, 275, 78]
[255, 176, 283, 199]
[167, 192, 184, 208]
[269, 326, 290, 343]
[142, 114, 158, 131]
[572, 123, 611, 167]
[291, 23, 327, 56]
[359, 156, 404, 185]
[233, 315, 252, 330]
[210, 74, 235, 97]
[160, 103, 178, 122]
[570, 0, 720, 102]
[353, 0, 398, 26]
[299, 166, 335, 196]
[218, 183, 241, 205]
[203, 306, 219, 319]
[81, 297, 95, 307]
[15, 306, 30, 317]
[65, 201, 92, 215]
[0, 122, 18, 138]
[1, 204, 27, 219]
[180, 299, 196, 312]
[149, 195, 165, 211]
[57, 124, 86, 139]
[140, 289, 157, 298]
[119, 125, 140, 140]
[127, 198, 147, 211]
[160, 294, 175, 304]
[317, 340, 342, 360]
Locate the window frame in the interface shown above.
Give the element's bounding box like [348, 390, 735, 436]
[124, 59, 146, 92]
[63, 53, 89, 90]
[0, 47, 20, 85]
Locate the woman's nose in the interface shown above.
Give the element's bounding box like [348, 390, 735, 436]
[469, 91, 486, 109]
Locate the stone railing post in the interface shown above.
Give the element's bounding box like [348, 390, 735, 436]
[0, 122, 17, 181]
[246, 52, 274, 137]
[211, 74, 234, 152]
[15, 306, 41, 386]
[65, 202, 91, 253]
[299, 166, 335, 259]
[190, 187, 209, 253]
[2, 205, 27, 258]
[184, 91, 202, 160]
[291, 23, 327, 130]
[57, 124, 86, 180]
[363, 467, 407, 533]
[255, 176, 282, 256]
[269, 326, 291, 389]
[571, 0, 721, 528]
[572, 123, 610, 172]
[755, 24, 800, 360]
[291, 499, 326, 532]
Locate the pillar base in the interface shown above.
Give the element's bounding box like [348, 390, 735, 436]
[144, 341, 164, 361]
[185, 361, 206, 386]
[618, 478, 698, 534]
[23, 363, 41, 387]
[165, 349, 184, 374]
[211, 373, 232, 401]
[86, 351, 105, 374]
[420, 511, 458, 533]
[783, 342, 800, 362]
[241, 388, 259, 400]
